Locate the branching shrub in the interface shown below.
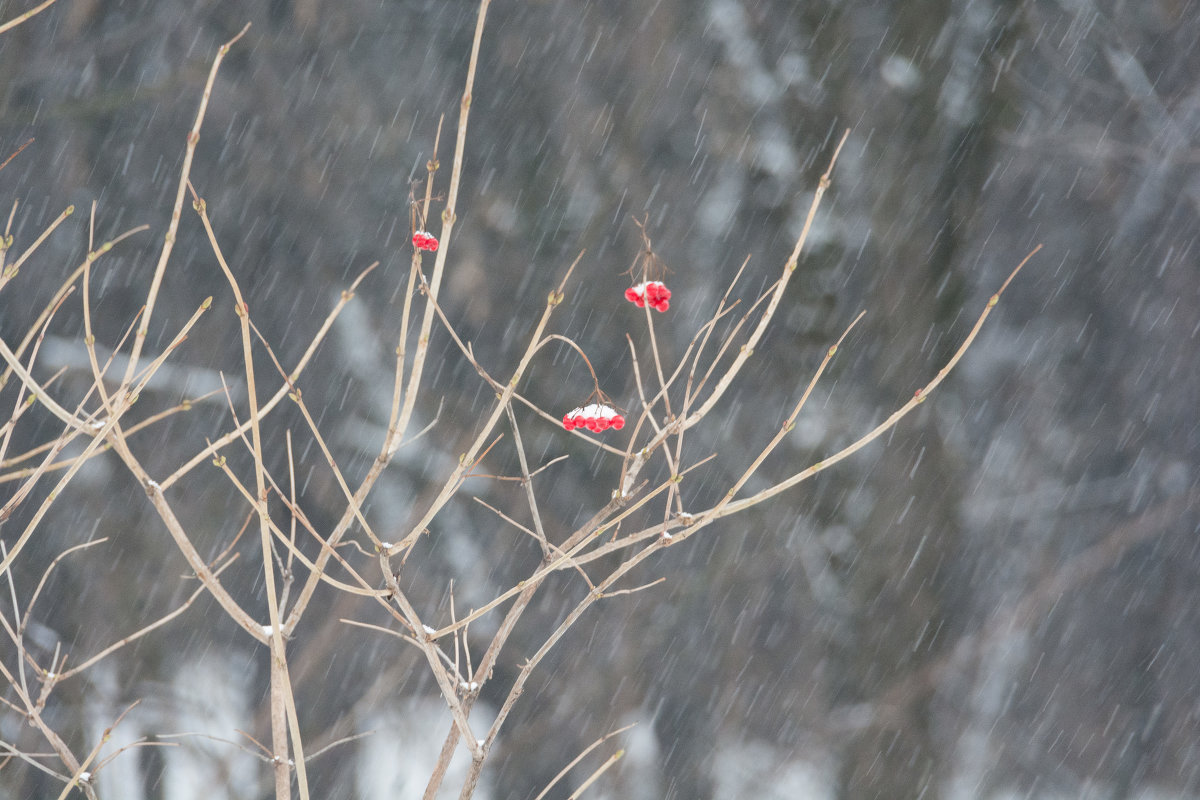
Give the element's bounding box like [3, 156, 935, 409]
[0, 2, 1037, 798]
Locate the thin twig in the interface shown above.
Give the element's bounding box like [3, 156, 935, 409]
[160, 263, 374, 491]
[0, 0, 60, 35]
[533, 723, 636, 800]
[119, 23, 250, 389]
[708, 245, 1042, 519]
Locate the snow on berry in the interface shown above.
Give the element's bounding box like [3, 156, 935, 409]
[413, 230, 439, 251]
[562, 403, 625, 433]
[624, 280, 670, 312]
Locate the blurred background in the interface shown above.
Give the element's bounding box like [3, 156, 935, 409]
[2, 0, 1198, 798]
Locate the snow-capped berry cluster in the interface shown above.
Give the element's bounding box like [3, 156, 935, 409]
[412, 230, 439, 252]
[562, 403, 625, 433]
[624, 280, 671, 312]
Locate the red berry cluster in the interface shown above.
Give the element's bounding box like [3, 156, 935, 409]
[412, 230, 439, 252]
[560, 275, 675, 434]
[624, 280, 671, 312]
[562, 403, 625, 432]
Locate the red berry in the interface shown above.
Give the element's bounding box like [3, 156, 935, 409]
[625, 283, 648, 307]
[610, 415, 625, 430]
